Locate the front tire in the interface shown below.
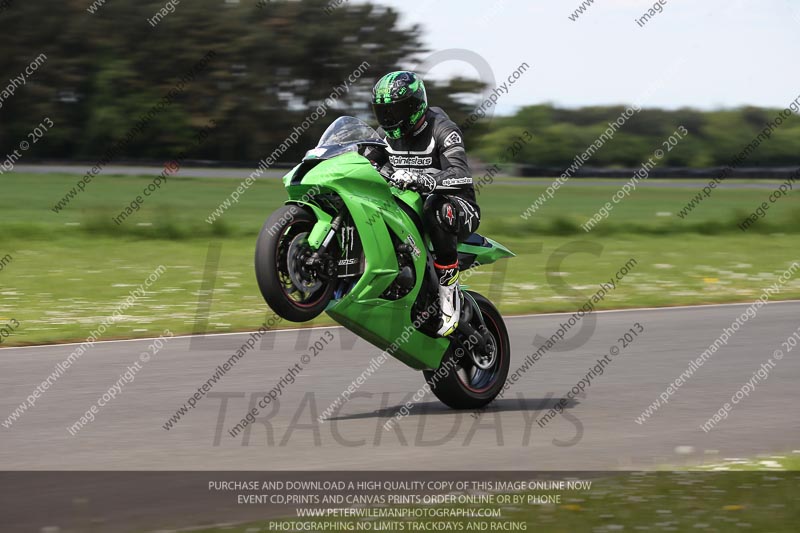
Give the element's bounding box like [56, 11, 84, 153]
[423, 291, 511, 410]
[255, 205, 336, 322]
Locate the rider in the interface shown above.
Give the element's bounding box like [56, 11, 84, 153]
[370, 71, 480, 337]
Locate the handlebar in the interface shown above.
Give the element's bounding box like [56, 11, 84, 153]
[376, 166, 428, 193]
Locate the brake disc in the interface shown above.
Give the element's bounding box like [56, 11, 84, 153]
[286, 232, 323, 294]
[471, 332, 497, 370]
[461, 295, 497, 370]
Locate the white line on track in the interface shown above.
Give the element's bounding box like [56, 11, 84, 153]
[3, 299, 799, 352]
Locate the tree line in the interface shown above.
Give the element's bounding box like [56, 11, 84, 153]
[477, 105, 800, 170]
[1, 0, 796, 170]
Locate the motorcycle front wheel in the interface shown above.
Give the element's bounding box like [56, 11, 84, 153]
[255, 205, 336, 322]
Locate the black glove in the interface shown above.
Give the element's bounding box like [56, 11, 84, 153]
[389, 170, 436, 194]
[389, 169, 416, 190]
[411, 174, 436, 194]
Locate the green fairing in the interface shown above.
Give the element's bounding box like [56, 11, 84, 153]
[459, 237, 516, 265]
[280, 150, 513, 370]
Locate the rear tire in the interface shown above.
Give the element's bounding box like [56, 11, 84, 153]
[255, 205, 336, 322]
[423, 291, 510, 410]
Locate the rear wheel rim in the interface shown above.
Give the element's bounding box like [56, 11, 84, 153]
[455, 312, 504, 394]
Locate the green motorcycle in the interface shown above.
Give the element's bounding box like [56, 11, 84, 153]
[255, 117, 515, 409]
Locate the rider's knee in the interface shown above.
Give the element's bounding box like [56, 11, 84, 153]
[424, 195, 458, 235]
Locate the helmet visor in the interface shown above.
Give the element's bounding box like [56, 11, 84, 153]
[371, 96, 419, 134]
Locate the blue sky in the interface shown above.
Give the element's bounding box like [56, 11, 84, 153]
[372, 0, 800, 114]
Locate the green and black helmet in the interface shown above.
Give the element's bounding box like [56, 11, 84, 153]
[371, 71, 428, 139]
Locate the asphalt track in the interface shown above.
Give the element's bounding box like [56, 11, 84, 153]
[1, 301, 798, 472]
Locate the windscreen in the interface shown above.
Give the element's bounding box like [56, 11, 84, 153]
[316, 116, 383, 147]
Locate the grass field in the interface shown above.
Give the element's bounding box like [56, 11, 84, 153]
[0, 172, 798, 345]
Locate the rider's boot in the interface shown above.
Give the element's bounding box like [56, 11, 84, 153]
[435, 261, 461, 337]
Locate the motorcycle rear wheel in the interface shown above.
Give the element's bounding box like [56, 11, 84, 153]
[423, 291, 511, 410]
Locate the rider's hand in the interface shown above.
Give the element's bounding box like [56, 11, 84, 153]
[412, 174, 436, 194]
[389, 169, 436, 194]
[389, 169, 416, 190]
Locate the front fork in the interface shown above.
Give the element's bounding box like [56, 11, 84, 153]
[286, 199, 342, 280]
[306, 212, 344, 279]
